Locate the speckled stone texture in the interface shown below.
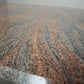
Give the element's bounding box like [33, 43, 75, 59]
[0, 65, 52, 84]
[0, 4, 84, 84]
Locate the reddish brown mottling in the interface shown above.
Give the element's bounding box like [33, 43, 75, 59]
[0, 4, 84, 84]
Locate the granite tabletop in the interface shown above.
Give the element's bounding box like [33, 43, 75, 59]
[0, 4, 84, 84]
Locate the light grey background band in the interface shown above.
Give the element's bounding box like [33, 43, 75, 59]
[4, 0, 84, 9]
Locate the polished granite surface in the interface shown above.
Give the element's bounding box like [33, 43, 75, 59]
[0, 65, 52, 84]
[0, 4, 84, 84]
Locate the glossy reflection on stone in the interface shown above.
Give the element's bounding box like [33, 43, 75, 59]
[0, 65, 52, 84]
